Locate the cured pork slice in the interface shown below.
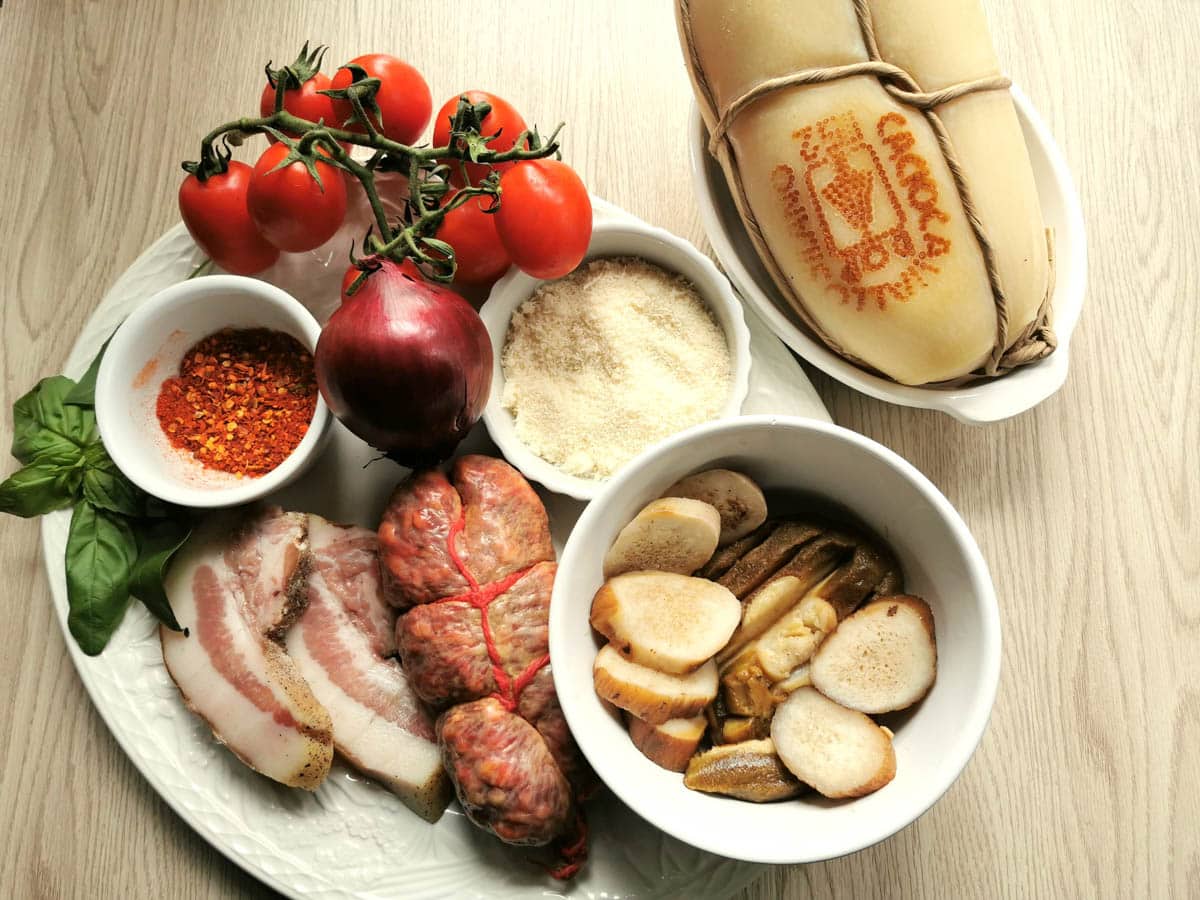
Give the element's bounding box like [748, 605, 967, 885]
[161, 508, 333, 790]
[228, 509, 310, 638]
[285, 516, 450, 822]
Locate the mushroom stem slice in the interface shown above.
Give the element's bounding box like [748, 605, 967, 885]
[684, 738, 805, 802]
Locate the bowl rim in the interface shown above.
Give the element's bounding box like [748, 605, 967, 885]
[548, 414, 1002, 864]
[479, 206, 753, 501]
[95, 274, 331, 509]
[687, 85, 1087, 424]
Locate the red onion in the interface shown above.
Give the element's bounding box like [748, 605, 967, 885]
[315, 260, 493, 466]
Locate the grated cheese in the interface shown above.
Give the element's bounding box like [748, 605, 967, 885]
[501, 257, 732, 479]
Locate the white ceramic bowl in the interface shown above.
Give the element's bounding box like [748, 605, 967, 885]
[480, 213, 753, 500]
[549, 415, 1000, 864]
[689, 86, 1087, 424]
[95, 275, 331, 508]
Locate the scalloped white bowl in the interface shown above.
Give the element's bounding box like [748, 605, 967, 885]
[688, 87, 1086, 424]
[549, 415, 1000, 864]
[480, 213, 752, 501]
[95, 275, 331, 508]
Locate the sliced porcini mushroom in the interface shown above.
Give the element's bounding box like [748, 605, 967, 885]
[719, 596, 837, 717]
[716, 530, 848, 664]
[769, 663, 812, 702]
[810, 539, 903, 620]
[602, 497, 721, 578]
[716, 521, 824, 599]
[771, 687, 896, 799]
[593, 644, 718, 724]
[591, 572, 740, 674]
[626, 713, 707, 772]
[718, 715, 772, 744]
[684, 738, 805, 802]
[663, 469, 768, 545]
[810, 595, 937, 714]
[697, 521, 775, 580]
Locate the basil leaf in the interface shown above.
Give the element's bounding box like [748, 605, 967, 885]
[142, 494, 174, 519]
[65, 335, 115, 408]
[11, 376, 96, 465]
[65, 501, 138, 656]
[0, 462, 81, 517]
[81, 451, 143, 517]
[129, 519, 190, 633]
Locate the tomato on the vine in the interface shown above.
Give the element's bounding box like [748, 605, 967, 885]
[433, 91, 528, 188]
[179, 162, 279, 275]
[495, 160, 591, 280]
[435, 196, 511, 284]
[247, 143, 347, 253]
[330, 54, 431, 145]
[259, 72, 337, 138]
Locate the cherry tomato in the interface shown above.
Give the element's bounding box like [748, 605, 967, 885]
[259, 71, 338, 139]
[340, 258, 422, 303]
[433, 91, 528, 187]
[435, 196, 511, 284]
[178, 162, 279, 275]
[247, 143, 348, 253]
[495, 160, 592, 280]
[330, 55, 431, 145]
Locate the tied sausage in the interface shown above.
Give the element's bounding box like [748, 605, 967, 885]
[379, 455, 589, 849]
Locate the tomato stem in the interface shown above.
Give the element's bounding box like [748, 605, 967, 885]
[186, 99, 563, 281]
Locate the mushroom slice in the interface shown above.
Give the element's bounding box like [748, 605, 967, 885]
[593, 644, 718, 724]
[772, 687, 896, 799]
[684, 738, 805, 802]
[810, 595, 937, 714]
[603, 498, 721, 578]
[663, 469, 768, 545]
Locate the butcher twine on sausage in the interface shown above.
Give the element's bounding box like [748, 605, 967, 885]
[378, 455, 591, 879]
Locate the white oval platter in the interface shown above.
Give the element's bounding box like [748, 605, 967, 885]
[37, 198, 829, 899]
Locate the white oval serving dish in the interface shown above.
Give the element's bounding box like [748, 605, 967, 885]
[688, 87, 1086, 424]
[480, 209, 753, 501]
[550, 415, 1001, 864]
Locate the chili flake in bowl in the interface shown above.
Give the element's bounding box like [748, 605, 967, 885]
[96, 275, 331, 508]
[155, 328, 317, 478]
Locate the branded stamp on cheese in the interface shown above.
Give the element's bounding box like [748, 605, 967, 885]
[771, 113, 952, 313]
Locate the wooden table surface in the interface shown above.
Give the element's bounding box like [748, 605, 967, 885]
[1, 1, 1196, 897]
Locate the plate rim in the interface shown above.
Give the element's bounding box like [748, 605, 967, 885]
[38, 217, 775, 900]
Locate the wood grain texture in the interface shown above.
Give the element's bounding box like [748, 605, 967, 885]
[0, 0, 1196, 897]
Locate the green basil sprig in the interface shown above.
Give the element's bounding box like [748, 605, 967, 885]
[0, 341, 190, 655]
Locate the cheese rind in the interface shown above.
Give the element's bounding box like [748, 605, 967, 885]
[678, 0, 1049, 384]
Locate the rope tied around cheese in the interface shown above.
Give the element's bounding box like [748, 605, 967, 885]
[683, 0, 1057, 380]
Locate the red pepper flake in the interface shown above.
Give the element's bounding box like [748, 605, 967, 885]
[155, 327, 316, 478]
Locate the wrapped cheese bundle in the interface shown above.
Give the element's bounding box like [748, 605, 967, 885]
[677, 0, 1055, 385]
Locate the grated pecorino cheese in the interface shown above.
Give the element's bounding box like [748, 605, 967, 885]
[501, 257, 732, 480]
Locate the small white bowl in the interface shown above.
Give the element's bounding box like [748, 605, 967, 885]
[95, 275, 331, 508]
[549, 415, 1000, 864]
[480, 214, 753, 500]
[689, 86, 1086, 424]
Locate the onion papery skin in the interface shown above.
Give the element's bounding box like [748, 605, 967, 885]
[315, 261, 493, 466]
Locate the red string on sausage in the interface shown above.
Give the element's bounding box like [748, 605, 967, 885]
[433, 514, 551, 713]
[435, 508, 588, 879]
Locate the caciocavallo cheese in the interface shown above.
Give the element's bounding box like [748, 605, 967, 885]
[678, 0, 1051, 385]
